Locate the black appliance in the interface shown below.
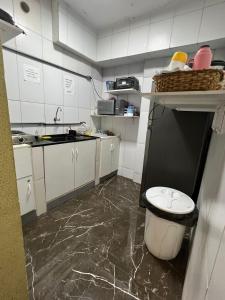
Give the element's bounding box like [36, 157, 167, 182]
[114, 76, 139, 90]
[115, 99, 128, 115]
[140, 105, 213, 207]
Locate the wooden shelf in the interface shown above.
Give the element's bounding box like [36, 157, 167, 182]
[105, 88, 141, 95]
[0, 19, 23, 43]
[91, 114, 139, 118]
[142, 90, 225, 112]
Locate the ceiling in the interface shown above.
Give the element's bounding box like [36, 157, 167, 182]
[64, 0, 188, 31]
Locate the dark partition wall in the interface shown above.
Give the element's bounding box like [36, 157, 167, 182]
[140, 105, 213, 206]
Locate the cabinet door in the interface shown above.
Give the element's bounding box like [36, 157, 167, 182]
[44, 143, 75, 202]
[111, 137, 120, 172]
[100, 139, 112, 178]
[75, 140, 96, 189]
[17, 176, 35, 215]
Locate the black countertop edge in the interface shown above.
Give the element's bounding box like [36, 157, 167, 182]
[31, 136, 99, 147]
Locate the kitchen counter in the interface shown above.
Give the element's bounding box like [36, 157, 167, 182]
[30, 135, 99, 148]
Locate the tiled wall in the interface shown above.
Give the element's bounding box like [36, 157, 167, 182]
[101, 57, 170, 184]
[97, 0, 225, 62]
[1, 0, 102, 135]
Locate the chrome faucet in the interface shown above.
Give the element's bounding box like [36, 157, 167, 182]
[54, 106, 62, 122]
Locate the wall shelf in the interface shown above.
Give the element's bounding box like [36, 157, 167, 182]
[91, 114, 139, 119]
[105, 88, 141, 95]
[0, 19, 23, 43]
[142, 90, 225, 112]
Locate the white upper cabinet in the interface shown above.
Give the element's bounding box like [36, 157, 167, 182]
[128, 25, 149, 56]
[67, 18, 83, 54]
[198, 2, 225, 42]
[17, 56, 44, 103]
[111, 30, 129, 58]
[97, 36, 112, 61]
[148, 19, 173, 52]
[3, 50, 20, 101]
[43, 65, 63, 106]
[170, 10, 202, 47]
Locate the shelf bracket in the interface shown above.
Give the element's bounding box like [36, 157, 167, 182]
[212, 105, 225, 135]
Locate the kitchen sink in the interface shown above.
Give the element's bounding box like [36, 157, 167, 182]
[40, 134, 94, 143]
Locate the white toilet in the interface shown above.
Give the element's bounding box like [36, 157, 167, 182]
[143, 187, 196, 260]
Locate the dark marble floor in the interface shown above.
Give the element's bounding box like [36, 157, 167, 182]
[23, 176, 189, 300]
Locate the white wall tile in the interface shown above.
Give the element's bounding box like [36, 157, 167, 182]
[63, 72, 79, 107]
[3, 50, 20, 101]
[40, 0, 53, 40]
[16, 27, 43, 59]
[97, 36, 112, 61]
[22, 125, 45, 135]
[43, 65, 63, 105]
[45, 126, 64, 135]
[13, 0, 41, 34]
[21, 102, 45, 122]
[78, 77, 91, 109]
[128, 25, 149, 56]
[1, 0, 14, 15]
[137, 112, 149, 144]
[171, 10, 202, 47]
[62, 50, 79, 73]
[8, 100, 21, 123]
[134, 143, 145, 174]
[77, 58, 92, 76]
[43, 38, 63, 66]
[122, 141, 136, 171]
[63, 106, 79, 123]
[199, 2, 225, 42]
[111, 31, 129, 59]
[148, 19, 173, 52]
[78, 108, 91, 127]
[17, 56, 44, 103]
[45, 104, 63, 124]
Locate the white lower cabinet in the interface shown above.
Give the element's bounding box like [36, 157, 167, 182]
[44, 143, 75, 202]
[13, 144, 36, 216]
[17, 176, 35, 215]
[44, 140, 96, 202]
[74, 140, 96, 189]
[100, 137, 120, 178]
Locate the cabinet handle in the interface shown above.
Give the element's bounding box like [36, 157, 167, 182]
[75, 148, 79, 160]
[72, 148, 75, 161]
[26, 181, 31, 201]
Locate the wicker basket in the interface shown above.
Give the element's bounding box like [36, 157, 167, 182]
[153, 69, 224, 92]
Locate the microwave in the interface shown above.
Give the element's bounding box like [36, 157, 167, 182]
[97, 100, 115, 115]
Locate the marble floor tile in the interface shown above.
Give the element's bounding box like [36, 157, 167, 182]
[23, 176, 189, 300]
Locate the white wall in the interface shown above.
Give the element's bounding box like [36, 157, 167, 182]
[100, 57, 170, 183]
[2, 0, 102, 136]
[182, 47, 225, 300]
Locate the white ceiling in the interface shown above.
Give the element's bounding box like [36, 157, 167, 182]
[64, 0, 188, 31]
